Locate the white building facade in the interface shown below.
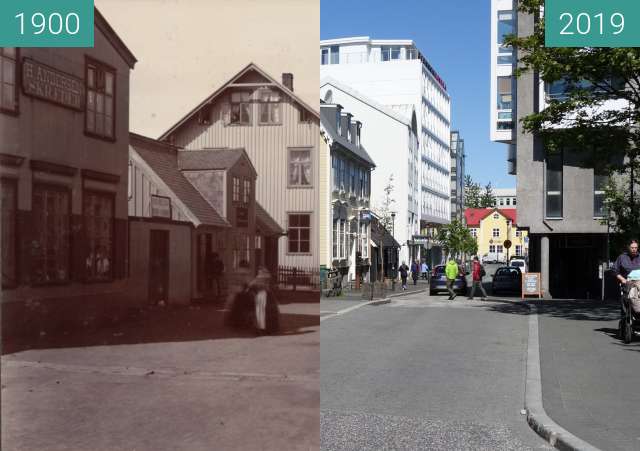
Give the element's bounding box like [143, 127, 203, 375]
[490, 0, 517, 174]
[320, 37, 452, 241]
[492, 188, 516, 208]
[321, 78, 418, 265]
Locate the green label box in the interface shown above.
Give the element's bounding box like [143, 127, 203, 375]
[546, 0, 640, 47]
[0, 0, 94, 47]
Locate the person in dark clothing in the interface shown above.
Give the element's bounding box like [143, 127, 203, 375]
[614, 239, 640, 285]
[411, 260, 420, 285]
[467, 256, 488, 300]
[398, 262, 409, 291]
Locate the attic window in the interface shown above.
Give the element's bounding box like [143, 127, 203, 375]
[230, 91, 251, 125]
[197, 106, 211, 125]
[298, 104, 312, 123]
[258, 89, 281, 124]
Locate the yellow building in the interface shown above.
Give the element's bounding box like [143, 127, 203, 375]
[465, 208, 528, 263]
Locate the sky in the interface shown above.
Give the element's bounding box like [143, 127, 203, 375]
[321, 0, 516, 189]
[95, 0, 319, 138]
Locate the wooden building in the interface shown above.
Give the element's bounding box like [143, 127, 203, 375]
[128, 133, 282, 304]
[159, 63, 320, 274]
[0, 9, 136, 312]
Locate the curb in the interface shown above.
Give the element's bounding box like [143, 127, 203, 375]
[368, 288, 429, 306]
[525, 302, 602, 451]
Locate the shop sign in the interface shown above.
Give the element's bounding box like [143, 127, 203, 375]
[22, 58, 84, 110]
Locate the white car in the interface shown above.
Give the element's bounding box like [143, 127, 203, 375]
[509, 258, 527, 272]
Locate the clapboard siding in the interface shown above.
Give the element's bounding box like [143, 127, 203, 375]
[174, 94, 320, 269]
[128, 159, 190, 222]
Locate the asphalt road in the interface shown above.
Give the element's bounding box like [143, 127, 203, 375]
[320, 293, 550, 451]
[2, 302, 319, 451]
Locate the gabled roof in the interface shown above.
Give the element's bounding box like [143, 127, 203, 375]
[465, 208, 517, 227]
[320, 105, 376, 167]
[321, 77, 412, 126]
[178, 148, 257, 177]
[256, 203, 284, 236]
[129, 133, 229, 228]
[159, 62, 319, 140]
[95, 8, 137, 68]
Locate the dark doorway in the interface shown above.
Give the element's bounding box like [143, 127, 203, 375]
[149, 230, 169, 304]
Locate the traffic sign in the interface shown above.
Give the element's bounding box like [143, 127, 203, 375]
[504, 240, 512, 249]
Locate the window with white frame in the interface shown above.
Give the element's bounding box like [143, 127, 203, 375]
[515, 245, 522, 256]
[230, 91, 251, 125]
[332, 219, 339, 259]
[1, 48, 18, 114]
[496, 245, 504, 254]
[470, 228, 477, 238]
[489, 244, 496, 253]
[258, 89, 281, 124]
[516, 230, 522, 237]
[381, 46, 401, 61]
[493, 213, 500, 219]
[289, 149, 312, 187]
[243, 179, 251, 204]
[340, 219, 347, 258]
[492, 228, 500, 238]
[359, 223, 368, 258]
[232, 177, 240, 202]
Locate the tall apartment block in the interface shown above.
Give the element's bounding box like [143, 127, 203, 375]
[491, 0, 611, 299]
[320, 37, 451, 262]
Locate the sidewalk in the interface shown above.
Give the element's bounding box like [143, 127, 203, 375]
[322, 278, 429, 302]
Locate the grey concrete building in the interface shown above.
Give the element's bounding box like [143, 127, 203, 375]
[501, 4, 609, 299]
[450, 131, 465, 222]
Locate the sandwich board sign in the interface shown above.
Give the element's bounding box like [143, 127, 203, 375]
[522, 272, 543, 299]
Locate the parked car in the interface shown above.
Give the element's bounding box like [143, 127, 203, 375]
[482, 252, 507, 264]
[509, 258, 527, 272]
[430, 264, 468, 295]
[491, 266, 522, 295]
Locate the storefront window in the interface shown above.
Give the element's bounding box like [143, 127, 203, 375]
[32, 185, 70, 284]
[84, 191, 114, 281]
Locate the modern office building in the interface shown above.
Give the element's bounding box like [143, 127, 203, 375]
[319, 101, 375, 283]
[491, 0, 615, 299]
[320, 37, 452, 247]
[492, 188, 516, 208]
[450, 131, 466, 222]
[320, 78, 420, 265]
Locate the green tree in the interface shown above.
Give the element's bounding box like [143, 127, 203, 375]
[603, 175, 640, 255]
[464, 174, 482, 208]
[436, 219, 477, 260]
[480, 182, 495, 208]
[505, 0, 640, 245]
[374, 174, 396, 232]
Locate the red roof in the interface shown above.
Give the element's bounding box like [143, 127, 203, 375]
[464, 208, 517, 227]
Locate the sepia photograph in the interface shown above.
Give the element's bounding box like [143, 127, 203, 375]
[1, 1, 320, 450]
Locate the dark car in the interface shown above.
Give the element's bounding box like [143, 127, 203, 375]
[491, 266, 522, 295]
[430, 264, 468, 295]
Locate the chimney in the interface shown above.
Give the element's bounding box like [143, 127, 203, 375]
[282, 73, 294, 91]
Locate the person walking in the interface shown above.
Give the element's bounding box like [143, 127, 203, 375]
[211, 252, 225, 298]
[445, 257, 460, 300]
[398, 261, 409, 291]
[421, 260, 429, 281]
[467, 256, 488, 300]
[411, 260, 420, 286]
[614, 238, 640, 316]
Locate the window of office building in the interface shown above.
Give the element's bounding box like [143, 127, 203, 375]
[497, 11, 514, 64]
[288, 213, 311, 254]
[594, 173, 607, 218]
[230, 91, 251, 125]
[1, 179, 17, 287]
[32, 185, 71, 284]
[545, 152, 563, 218]
[86, 59, 116, 139]
[497, 76, 512, 110]
[258, 89, 281, 124]
[1, 48, 18, 114]
[84, 191, 114, 281]
[289, 149, 312, 187]
[381, 46, 401, 61]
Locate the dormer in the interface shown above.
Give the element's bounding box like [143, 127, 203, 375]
[354, 121, 362, 147]
[340, 112, 352, 140]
